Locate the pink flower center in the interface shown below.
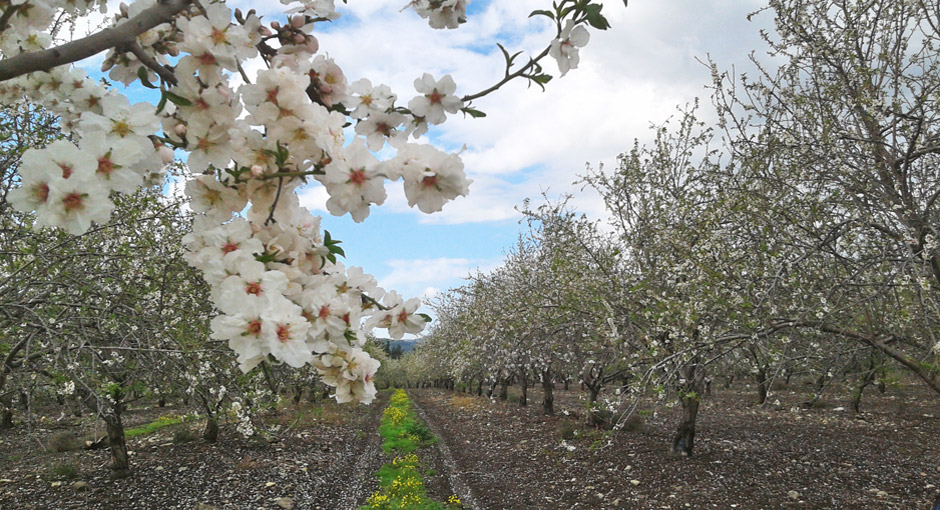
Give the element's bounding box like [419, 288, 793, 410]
[62, 192, 84, 211]
[222, 242, 239, 254]
[349, 169, 367, 185]
[198, 53, 217, 66]
[34, 183, 49, 202]
[97, 157, 114, 175]
[428, 90, 443, 104]
[276, 324, 291, 342]
[245, 282, 263, 295]
[318, 305, 331, 319]
[59, 162, 73, 179]
[421, 175, 438, 189]
[246, 320, 262, 336]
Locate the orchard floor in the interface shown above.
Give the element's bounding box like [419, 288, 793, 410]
[0, 395, 388, 509]
[1, 383, 939, 509]
[408, 384, 940, 509]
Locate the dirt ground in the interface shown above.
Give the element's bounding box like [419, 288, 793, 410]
[1, 382, 939, 509]
[0, 396, 387, 509]
[406, 382, 940, 509]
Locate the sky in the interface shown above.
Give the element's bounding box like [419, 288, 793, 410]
[78, 0, 773, 319]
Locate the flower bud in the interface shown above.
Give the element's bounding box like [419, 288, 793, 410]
[158, 145, 175, 164]
[291, 15, 306, 29]
[174, 123, 187, 135]
[251, 165, 264, 177]
[293, 34, 305, 44]
[260, 26, 273, 37]
[119, 2, 129, 17]
[271, 21, 281, 30]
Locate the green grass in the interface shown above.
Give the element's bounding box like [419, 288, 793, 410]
[361, 390, 460, 510]
[124, 414, 197, 439]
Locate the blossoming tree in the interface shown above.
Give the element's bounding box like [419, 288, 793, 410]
[0, 0, 626, 405]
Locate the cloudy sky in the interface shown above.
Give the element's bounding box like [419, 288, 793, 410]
[82, 0, 773, 313]
[284, 0, 772, 305]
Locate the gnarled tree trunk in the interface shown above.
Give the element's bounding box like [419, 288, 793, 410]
[672, 362, 706, 457]
[103, 412, 130, 478]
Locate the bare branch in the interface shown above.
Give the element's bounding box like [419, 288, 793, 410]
[0, 0, 191, 82]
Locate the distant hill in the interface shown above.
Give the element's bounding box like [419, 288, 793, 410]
[374, 338, 421, 357]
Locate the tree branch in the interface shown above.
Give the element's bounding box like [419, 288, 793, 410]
[0, 0, 191, 83]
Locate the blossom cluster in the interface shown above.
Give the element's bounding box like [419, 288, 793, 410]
[1, 0, 604, 403]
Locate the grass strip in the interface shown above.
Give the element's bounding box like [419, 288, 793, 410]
[362, 390, 461, 510]
[124, 413, 198, 439]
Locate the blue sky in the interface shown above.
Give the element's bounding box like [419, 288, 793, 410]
[79, 0, 772, 319]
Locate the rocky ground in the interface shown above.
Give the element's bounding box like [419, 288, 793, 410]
[1, 383, 939, 509]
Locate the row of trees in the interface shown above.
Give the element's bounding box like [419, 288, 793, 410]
[388, 0, 940, 457]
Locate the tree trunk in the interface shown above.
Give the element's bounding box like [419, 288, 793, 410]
[476, 379, 483, 397]
[755, 367, 769, 405]
[541, 369, 554, 415]
[586, 383, 607, 427]
[802, 372, 830, 408]
[103, 412, 130, 478]
[672, 363, 705, 457]
[498, 378, 508, 401]
[203, 416, 219, 443]
[564, 379, 569, 391]
[157, 397, 166, 408]
[518, 370, 528, 407]
[850, 357, 877, 415]
[0, 393, 13, 428]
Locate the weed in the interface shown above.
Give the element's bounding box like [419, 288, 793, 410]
[46, 461, 79, 480]
[558, 419, 579, 440]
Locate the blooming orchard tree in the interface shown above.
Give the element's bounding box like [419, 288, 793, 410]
[0, 0, 626, 404]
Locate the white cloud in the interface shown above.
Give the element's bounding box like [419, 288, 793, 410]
[377, 256, 503, 301]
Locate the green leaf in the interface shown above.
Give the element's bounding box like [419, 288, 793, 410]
[462, 107, 487, 118]
[529, 9, 554, 19]
[584, 4, 610, 30]
[164, 91, 192, 107]
[529, 73, 553, 91]
[137, 67, 158, 89]
[156, 92, 168, 114]
[418, 313, 432, 323]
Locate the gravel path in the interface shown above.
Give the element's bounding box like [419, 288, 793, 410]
[409, 391, 481, 510]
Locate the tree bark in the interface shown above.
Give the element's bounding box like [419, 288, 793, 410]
[541, 369, 554, 415]
[498, 378, 509, 401]
[850, 357, 877, 415]
[103, 412, 130, 478]
[203, 416, 219, 443]
[755, 367, 769, 405]
[518, 369, 528, 407]
[672, 363, 706, 457]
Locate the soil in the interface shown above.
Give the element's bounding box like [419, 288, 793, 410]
[406, 382, 940, 509]
[0, 395, 387, 509]
[2, 382, 939, 509]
